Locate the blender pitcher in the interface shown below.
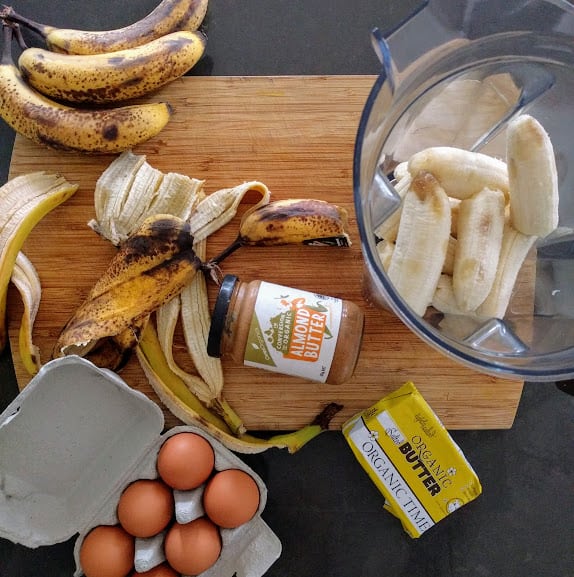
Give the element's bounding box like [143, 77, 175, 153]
[353, 0, 574, 380]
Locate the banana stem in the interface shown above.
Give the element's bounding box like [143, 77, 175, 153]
[12, 22, 27, 50]
[206, 236, 244, 266]
[0, 5, 53, 38]
[212, 396, 247, 437]
[267, 402, 344, 453]
[310, 402, 345, 428]
[1, 20, 13, 65]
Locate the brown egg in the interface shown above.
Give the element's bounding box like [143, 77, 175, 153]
[129, 562, 179, 577]
[164, 517, 222, 575]
[157, 432, 215, 490]
[117, 479, 174, 538]
[203, 468, 260, 528]
[79, 524, 135, 577]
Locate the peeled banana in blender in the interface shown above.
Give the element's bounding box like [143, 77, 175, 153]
[476, 225, 537, 319]
[383, 113, 559, 320]
[507, 114, 559, 237]
[452, 187, 506, 312]
[387, 170, 451, 316]
[407, 146, 509, 200]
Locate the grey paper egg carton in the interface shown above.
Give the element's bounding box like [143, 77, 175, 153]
[0, 356, 281, 577]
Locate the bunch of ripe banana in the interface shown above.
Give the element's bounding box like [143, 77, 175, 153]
[0, 0, 208, 153]
[376, 113, 559, 321]
[48, 151, 350, 452]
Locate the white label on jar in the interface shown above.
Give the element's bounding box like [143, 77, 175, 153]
[244, 281, 343, 382]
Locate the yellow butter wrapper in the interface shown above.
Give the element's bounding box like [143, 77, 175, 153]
[342, 382, 482, 538]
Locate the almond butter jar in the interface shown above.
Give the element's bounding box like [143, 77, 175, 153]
[207, 275, 364, 385]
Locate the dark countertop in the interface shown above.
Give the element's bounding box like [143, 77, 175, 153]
[1, 1, 573, 576]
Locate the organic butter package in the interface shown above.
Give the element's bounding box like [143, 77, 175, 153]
[343, 382, 482, 538]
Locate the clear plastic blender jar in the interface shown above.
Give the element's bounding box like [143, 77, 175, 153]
[354, 0, 574, 380]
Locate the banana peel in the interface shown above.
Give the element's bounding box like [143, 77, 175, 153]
[137, 321, 343, 454]
[10, 252, 42, 375]
[79, 314, 151, 372]
[44, 153, 343, 450]
[54, 214, 201, 364]
[0, 172, 78, 355]
[86, 152, 274, 436]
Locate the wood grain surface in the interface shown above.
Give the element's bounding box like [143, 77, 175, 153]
[7, 75, 524, 431]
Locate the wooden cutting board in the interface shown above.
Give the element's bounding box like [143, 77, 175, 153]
[7, 75, 524, 431]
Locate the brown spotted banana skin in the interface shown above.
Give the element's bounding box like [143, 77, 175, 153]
[55, 215, 202, 356]
[0, 59, 172, 153]
[44, 0, 209, 54]
[19, 31, 206, 104]
[239, 199, 352, 246]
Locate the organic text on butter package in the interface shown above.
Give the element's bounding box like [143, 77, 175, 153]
[342, 382, 482, 538]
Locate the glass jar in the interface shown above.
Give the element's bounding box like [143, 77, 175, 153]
[207, 275, 364, 385]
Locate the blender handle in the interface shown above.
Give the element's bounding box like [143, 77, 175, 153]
[374, 0, 463, 75]
[370, 28, 396, 94]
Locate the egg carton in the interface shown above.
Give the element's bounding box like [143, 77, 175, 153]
[0, 356, 282, 577]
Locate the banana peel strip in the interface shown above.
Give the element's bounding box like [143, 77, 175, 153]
[175, 242, 246, 436]
[156, 296, 214, 404]
[137, 322, 342, 454]
[156, 182, 270, 434]
[10, 252, 42, 377]
[0, 172, 78, 352]
[89, 151, 205, 246]
[188, 180, 271, 241]
[180, 238, 223, 392]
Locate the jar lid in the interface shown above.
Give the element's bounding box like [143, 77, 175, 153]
[207, 274, 239, 358]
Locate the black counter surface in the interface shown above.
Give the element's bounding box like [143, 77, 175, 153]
[0, 1, 573, 576]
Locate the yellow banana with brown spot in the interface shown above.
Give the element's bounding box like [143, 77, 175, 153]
[0, 25, 172, 153]
[2, 0, 208, 55]
[54, 214, 202, 360]
[210, 198, 351, 265]
[18, 30, 206, 104]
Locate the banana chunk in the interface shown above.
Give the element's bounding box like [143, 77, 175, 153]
[374, 174, 412, 242]
[453, 187, 506, 312]
[507, 114, 559, 237]
[432, 274, 466, 316]
[407, 146, 509, 200]
[376, 239, 395, 271]
[476, 225, 536, 319]
[387, 171, 451, 316]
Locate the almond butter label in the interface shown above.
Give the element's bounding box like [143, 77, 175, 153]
[244, 281, 342, 382]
